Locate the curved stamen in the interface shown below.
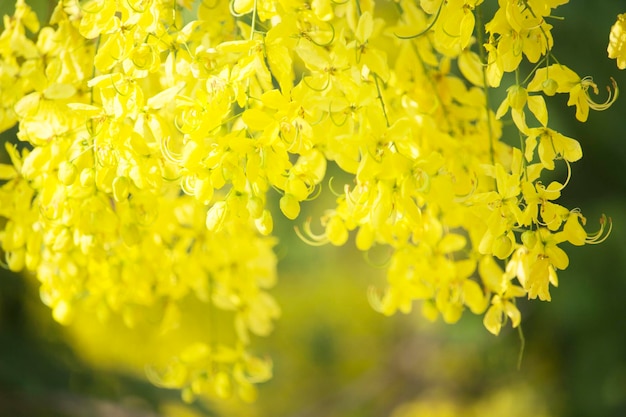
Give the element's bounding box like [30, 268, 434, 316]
[301, 73, 331, 92]
[181, 175, 195, 196]
[586, 214, 612, 244]
[303, 22, 335, 47]
[328, 102, 349, 127]
[366, 286, 384, 313]
[160, 135, 183, 164]
[294, 217, 329, 246]
[454, 173, 477, 203]
[394, 0, 445, 40]
[305, 182, 323, 201]
[364, 247, 392, 269]
[327, 177, 343, 197]
[583, 76, 619, 111]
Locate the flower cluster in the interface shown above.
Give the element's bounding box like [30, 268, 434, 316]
[0, 0, 278, 402]
[0, 0, 616, 403]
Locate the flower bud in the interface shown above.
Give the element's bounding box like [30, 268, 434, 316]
[521, 230, 537, 248]
[79, 168, 95, 187]
[507, 85, 528, 110]
[356, 224, 375, 251]
[493, 233, 514, 259]
[206, 201, 228, 232]
[286, 177, 309, 201]
[58, 161, 77, 185]
[247, 195, 264, 219]
[542, 78, 558, 96]
[279, 193, 300, 220]
[255, 210, 273, 235]
[6, 249, 25, 272]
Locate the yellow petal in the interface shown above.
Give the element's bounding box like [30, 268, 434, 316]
[326, 216, 349, 246]
[0, 164, 16, 180]
[463, 279, 487, 314]
[483, 304, 503, 336]
[206, 201, 228, 232]
[242, 108, 274, 131]
[355, 11, 374, 44]
[232, 0, 254, 15]
[458, 50, 484, 87]
[503, 301, 521, 328]
[528, 95, 548, 126]
[279, 194, 300, 220]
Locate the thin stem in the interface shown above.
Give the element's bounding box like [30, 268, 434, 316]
[250, 0, 257, 41]
[521, 55, 548, 86]
[374, 75, 390, 127]
[514, 69, 529, 178]
[517, 321, 526, 370]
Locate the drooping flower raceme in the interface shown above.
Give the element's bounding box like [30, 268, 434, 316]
[0, 0, 616, 403]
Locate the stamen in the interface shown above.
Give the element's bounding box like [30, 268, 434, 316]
[160, 135, 183, 164]
[394, 0, 445, 40]
[366, 286, 384, 313]
[584, 77, 618, 111]
[294, 217, 329, 246]
[585, 214, 612, 244]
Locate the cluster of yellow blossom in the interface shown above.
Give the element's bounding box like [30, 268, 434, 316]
[0, 0, 618, 403]
[0, 0, 278, 402]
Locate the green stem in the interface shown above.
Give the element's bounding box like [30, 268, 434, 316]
[250, 0, 257, 41]
[517, 322, 526, 370]
[374, 75, 390, 127]
[355, 0, 362, 17]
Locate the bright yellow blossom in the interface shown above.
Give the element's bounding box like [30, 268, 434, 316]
[0, 0, 617, 404]
[608, 13, 626, 69]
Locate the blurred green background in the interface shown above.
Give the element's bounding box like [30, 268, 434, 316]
[1, 1, 626, 416]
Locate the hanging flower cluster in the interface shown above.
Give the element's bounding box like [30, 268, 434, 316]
[0, 0, 617, 403]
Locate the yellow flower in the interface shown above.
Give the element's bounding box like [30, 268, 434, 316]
[528, 64, 618, 122]
[608, 13, 626, 69]
[0, 0, 616, 403]
[524, 127, 582, 170]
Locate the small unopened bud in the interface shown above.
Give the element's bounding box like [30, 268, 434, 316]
[507, 85, 528, 110]
[58, 161, 77, 185]
[542, 78, 558, 96]
[255, 210, 273, 235]
[206, 201, 228, 232]
[521, 230, 537, 248]
[356, 224, 375, 251]
[248, 195, 264, 219]
[493, 233, 514, 259]
[280, 193, 300, 220]
[79, 168, 95, 187]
